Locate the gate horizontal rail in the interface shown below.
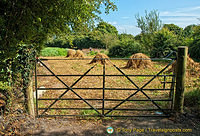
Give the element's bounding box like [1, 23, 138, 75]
[38, 98, 172, 101]
[38, 108, 171, 111]
[39, 58, 174, 61]
[36, 74, 174, 77]
[37, 88, 172, 91]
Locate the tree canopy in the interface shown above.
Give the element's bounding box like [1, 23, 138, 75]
[135, 10, 162, 34]
[163, 24, 183, 36]
[0, 0, 117, 58]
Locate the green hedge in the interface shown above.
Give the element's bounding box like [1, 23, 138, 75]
[108, 41, 145, 57]
[40, 47, 67, 56]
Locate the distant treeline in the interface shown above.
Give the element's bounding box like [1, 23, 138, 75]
[46, 21, 200, 60]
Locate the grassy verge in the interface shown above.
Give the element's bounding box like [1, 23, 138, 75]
[40, 47, 67, 57]
[184, 88, 200, 108]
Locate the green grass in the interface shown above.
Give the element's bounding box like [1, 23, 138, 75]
[184, 88, 200, 108]
[80, 110, 99, 116]
[40, 47, 67, 56]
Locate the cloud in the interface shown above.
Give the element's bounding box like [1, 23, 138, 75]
[177, 6, 200, 12]
[108, 21, 118, 25]
[115, 25, 141, 36]
[160, 6, 200, 27]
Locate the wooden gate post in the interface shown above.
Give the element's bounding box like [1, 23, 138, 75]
[26, 79, 35, 117]
[174, 46, 188, 113]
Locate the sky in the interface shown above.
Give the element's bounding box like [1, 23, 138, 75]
[100, 0, 200, 36]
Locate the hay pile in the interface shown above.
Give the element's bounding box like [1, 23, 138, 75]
[167, 56, 200, 76]
[125, 53, 152, 69]
[74, 50, 84, 58]
[66, 49, 76, 57]
[66, 49, 84, 58]
[89, 53, 109, 65]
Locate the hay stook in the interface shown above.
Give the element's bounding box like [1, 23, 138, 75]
[66, 49, 84, 58]
[74, 50, 84, 58]
[125, 53, 152, 69]
[66, 49, 76, 58]
[167, 56, 200, 76]
[89, 53, 109, 65]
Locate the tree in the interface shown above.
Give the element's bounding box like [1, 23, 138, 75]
[135, 10, 162, 34]
[118, 33, 134, 41]
[183, 24, 197, 37]
[135, 10, 162, 53]
[163, 24, 183, 36]
[0, 0, 116, 58]
[151, 28, 177, 57]
[96, 21, 118, 35]
[0, 0, 117, 113]
[189, 25, 200, 60]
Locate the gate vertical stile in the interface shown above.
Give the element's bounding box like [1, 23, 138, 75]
[102, 59, 105, 116]
[35, 58, 38, 117]
[163, 75, 166, 90]
[170, 74, 176, 111]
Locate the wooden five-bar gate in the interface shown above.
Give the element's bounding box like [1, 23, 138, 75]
[34, 53, 177, 118]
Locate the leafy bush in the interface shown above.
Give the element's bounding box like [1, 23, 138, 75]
[88, 51, 98, 56]
[108, 40, 145, 57]
[184, 88, 200, 108]
[151, 28, 177, 57]
[189, 26, 200, 60]
[40, 47, 67, 56]
[46, 39, 71, 48]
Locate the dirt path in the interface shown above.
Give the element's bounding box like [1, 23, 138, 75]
[11, 115, 198, 136]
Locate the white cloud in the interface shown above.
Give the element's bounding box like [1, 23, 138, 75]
[160, 6, 200, 27]
[177, 6, 200, 12]
[108, 21, 118, 25]
[115, 25, 141, 36]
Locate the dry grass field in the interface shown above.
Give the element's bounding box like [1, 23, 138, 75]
[34, 56, 198, 117]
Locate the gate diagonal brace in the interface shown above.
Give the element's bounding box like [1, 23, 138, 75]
[37, 59, 102, 116]
[104, 60, 175, 116]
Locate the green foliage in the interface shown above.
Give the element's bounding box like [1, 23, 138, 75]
[135, 10, 162, 34]
[88, 51, 98, 56]
[40, 47, 67, 57]
[0, 81, 11, 100]
[118, 33, 134, 41]
[189, 25, 200, 60]
[135, 33, 154, 54]
[46, 21, 120, 49]
[184, 88, 200, 108]
[151, 28, 177, 57]
[163, 24, 183, 35]
[80, 110, 99, 116]
[96, 21, 118, 35]
[183, 24, 197, 37]
[108, 40, 144, 57]
[135, 10, 163, 54]
[0, 0, 117, 113]
[0, 44, 36, 112]
[0, 0, 116, 56]
[73, 32, 105, 49]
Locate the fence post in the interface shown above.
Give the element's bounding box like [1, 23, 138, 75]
[174, 46, 188, 113]
[26, 79, 35, 117]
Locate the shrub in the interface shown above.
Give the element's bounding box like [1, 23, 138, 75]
[108, 40, 145, 57]
[40, 47, 67, 56]
[189, 26, 200, 60]
[88, 51, 98, 56]
[151, 28, 177, 57]
[184, 88, 200, 108]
